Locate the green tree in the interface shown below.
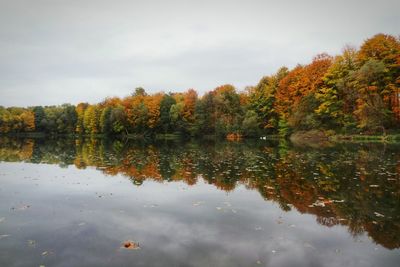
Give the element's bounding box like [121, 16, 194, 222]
[76, 103, 88, 134]
[242, 110, 260, 137]
[100, 106, 112, 134]
[288, 93, 320, 130]
[32, 106, 45, 132]
[353, 59, 390, 132]
[248, 67, 288, 134]
[159, 93, 176, 133]
[315, 46, 358, 131]
[169, 102, 185, 134]
[110, 106, 127, 134]
[213, 84, 243, 136]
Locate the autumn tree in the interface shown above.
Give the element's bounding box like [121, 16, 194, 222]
[83, 105, 100, 134]
[315, 46, 358, 131]
[182, 89, 198, 123]
[353, 59, 391, 132]
[76, 103, 88, 134]
[357, 34, 400, 122]
[248, 67, 288, 133]
[213, 84, 243, 136]
[123, 90, 148, 134]
[21, 110, 35, 132]
[144, 93, 163, 131]
[0, 107, 35, 133]
[275, 54, 332, 130]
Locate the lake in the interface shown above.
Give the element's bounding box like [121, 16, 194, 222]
[0, 137, 399, 267]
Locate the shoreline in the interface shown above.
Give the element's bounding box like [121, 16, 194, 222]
[1, 131, 400, 144]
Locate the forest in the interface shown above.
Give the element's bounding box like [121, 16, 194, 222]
[0, 33, 399, 138]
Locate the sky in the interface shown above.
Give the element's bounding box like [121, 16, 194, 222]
[0, 0, 399, 107]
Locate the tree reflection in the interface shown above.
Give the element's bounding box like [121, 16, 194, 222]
[0, 137, 399, 249]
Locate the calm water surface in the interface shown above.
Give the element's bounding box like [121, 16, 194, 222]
[0, 137, 399, 267]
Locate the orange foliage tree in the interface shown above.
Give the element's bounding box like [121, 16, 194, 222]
[275, 54, 332, 129]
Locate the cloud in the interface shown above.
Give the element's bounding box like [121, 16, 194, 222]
[0, 0, 399, 106]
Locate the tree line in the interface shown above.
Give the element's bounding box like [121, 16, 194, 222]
[1, 33, 399, 137]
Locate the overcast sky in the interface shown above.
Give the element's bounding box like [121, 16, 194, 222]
[0, 0, 399, 107]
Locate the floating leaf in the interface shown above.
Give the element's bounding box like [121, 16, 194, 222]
[121, 240, 140, 250]
[11, 205, 31, 211]
[27, 240, 37, 247]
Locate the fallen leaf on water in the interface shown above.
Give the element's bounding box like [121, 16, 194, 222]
[27, 240, 37, 247]
[303, 242, 316, 249]
[11, 205, 31, 211]
[192, 201, 204, 207]
[0, 217, 5, 223]
[121, 240, 140, 250]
